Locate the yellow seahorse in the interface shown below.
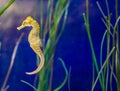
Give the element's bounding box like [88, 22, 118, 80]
[17, 16, 44, 75]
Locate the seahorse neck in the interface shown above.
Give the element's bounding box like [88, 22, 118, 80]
[31, 21, 40, 31]
[31, 27, 37, 31]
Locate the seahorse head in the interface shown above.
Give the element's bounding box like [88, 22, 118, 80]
[17, 16, 34, 30]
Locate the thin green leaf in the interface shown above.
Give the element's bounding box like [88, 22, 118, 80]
[92, 47, 115, 91]
[0, 0, 15, 16]
[54, 58, 68, 91]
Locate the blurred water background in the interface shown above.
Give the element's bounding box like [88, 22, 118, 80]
[0, 0, 119, 91]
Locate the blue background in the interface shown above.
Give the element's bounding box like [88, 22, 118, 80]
[0, 0, 119, 91]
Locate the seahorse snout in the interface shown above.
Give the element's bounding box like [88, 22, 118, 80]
[17, 25, 25, 30]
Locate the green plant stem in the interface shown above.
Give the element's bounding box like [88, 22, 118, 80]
[83, 13, 104, 90]
[68, 66, 71, 91]
[100, 30, 107, 88]
[85, 1, 105, 90]
[115, 0, 120, 91]
[0, 0, 15, 16]
[21, 80, 37, 91]
[105, 0, 111, 90]
[37, 0, 69, 91]
[92, 47, 115, 91]
[54, 58, 68, 91]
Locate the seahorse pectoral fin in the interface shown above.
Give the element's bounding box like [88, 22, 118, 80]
[17, 25, 25, 30]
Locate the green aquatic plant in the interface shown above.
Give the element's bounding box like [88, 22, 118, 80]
[0, 0, 15, 16]
[84, 0, 120, 91]
[83, 6, 104, 91]
[96, 1, 120, 91]
[54, 58, 68, 91]
[37, 0, 70, 91]
[21, 80, 37, 91]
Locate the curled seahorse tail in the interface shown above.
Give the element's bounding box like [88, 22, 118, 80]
[26, 52, 44, 75]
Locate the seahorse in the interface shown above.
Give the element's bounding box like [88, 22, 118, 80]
[17, 16, 44, 75]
